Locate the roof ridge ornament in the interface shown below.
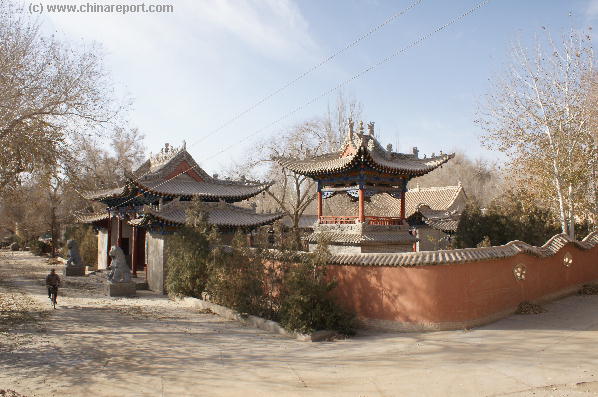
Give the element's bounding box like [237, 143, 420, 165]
[367, 121, 375, 136]
[149, 141, 186, 171]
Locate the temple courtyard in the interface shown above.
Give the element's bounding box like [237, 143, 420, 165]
[1, 250, 598, 397]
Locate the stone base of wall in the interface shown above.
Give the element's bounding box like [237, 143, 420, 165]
[178, 297, 336, 341]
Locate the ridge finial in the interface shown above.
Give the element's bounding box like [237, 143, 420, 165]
[367, 121, 375, 136]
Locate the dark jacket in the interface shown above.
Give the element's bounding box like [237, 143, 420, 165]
[46, 273, 61, 287]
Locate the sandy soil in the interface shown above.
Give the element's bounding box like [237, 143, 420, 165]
[1, 250, 598, 397]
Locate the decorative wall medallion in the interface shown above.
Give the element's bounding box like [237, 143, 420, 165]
[513, 264, 527, 281]
[563, 252, 573, 267]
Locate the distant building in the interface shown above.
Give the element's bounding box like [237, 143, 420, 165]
[79, 142, 283, 292]
[278, 119, 454, 253]
[291, 184, 467, 251]
[372, 183, 467, 251]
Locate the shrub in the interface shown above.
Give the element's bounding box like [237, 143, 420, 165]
[455, 192, 560, 248]
[205, 231, 271, 317]
[167, 198, 356, 335]
[29, 239, 50, 256]
[279, 245, 355, 335]
[165, 226, 211, 298]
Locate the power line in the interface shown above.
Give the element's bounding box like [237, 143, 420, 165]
[103, 0, 424, 194]
[50, 2, 424, 205]
[108, 0, 493, 212]
[188, 0, 424, 149]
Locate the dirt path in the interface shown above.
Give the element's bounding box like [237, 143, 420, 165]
[1, 251, 598, 397]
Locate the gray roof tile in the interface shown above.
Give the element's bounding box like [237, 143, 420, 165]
[278, 130, 453, 177]
[139, 199, 284, 228]
[324, 232, 597, 267]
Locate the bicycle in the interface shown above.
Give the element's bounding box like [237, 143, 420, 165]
[48, 285, 58, 309]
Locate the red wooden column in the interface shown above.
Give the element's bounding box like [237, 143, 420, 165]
[117, 216, 123, 247]
[131, 225, 137, 276]
[358, 188, 365, 223]
[400, 177, 406, 223]
[107, 214, 112, 265]
[317, 191, 323, 222]
[400, 193, 406, 222]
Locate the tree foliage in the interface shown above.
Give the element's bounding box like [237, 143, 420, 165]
[0, 1, 122, 192]
[205, 231, 272, 317]
[477, 28, 597, 236]
[278, 244, 355, 335]
[228, 93, 362, 247]
[410, 152, 502, 206]
[455, 190, 560, 248]
[63, 224, 98, 266]
[165, 200, 355, 334]
[0, 130, 145, 248]
[165, 226, 211, 299]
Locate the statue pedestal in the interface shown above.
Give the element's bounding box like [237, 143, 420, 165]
[106, 281, 136, 297]
[64, 266, 86, 277]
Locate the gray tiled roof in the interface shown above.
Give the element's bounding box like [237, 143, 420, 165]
[418, 205, 461, 232]
[136, 174, 270, 200]
[84, 149, 271, 201]
[278, 130, 453, 177]
[325, 232, 598, 267]
[423, 217, 460, 232]
[136, 199, 284, 228]
[76, 212, 110, 223]
[82, 186, 127, 200]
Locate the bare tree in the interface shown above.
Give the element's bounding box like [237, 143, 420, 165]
[0, 128, 146, 249]
[477, 28, 597, 237]
[229, 93, 362, 245]
[410, 152, 502, 206]
[0, 1, 122, 192]
[67, 127, 146, 192]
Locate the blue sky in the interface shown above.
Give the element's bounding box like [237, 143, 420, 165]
[40, 0, 598, 173]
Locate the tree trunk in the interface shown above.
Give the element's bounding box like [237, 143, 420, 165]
[292, 213, 301, 250]
[50, 205, 57, 257]
[592, 160, 598, 232]
[552, 162, 568, 235]
[567, 184, 575, 239]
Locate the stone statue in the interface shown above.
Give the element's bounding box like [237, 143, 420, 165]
[107, 246, 131, 283]
[63, 239, 85, 276]
[66, 240, 83, 267]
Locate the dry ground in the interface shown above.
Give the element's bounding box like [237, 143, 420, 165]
[1, 251, 598, 397]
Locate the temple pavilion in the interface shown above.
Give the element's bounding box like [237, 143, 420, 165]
[278, 120, 454, 253]
[80, 142, 283, 292]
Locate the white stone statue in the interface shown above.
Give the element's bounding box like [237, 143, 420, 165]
[107, 246, 131, 283]
[66, 240, 84, 267]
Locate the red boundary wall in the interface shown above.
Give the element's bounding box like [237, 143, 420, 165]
[324, 234, 598, 331]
